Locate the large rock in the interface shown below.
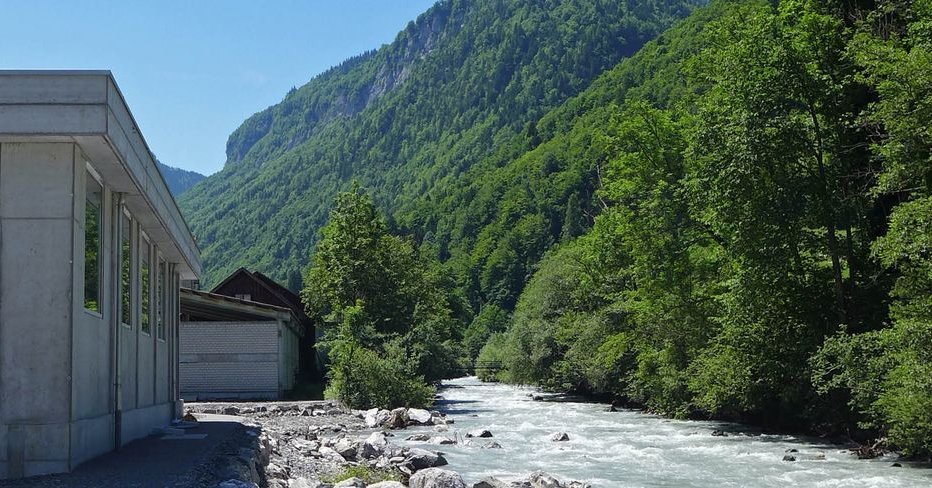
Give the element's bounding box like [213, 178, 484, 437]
[334, 478, 366, 488]
[361, 431, 388, 459]
[405, 448, 449, 471]
[408, 408, 433, 425]
[388, 408, 409, 429]
[365, 408, 392, 428]
[409, 468, 467, 488]
[550, 432, 570, 442]
[472, 477, 509, 488]
[318, 446, 346, 463]
[333, 438, 358, 460]
[368, 483, 406, 488]
[465, 429, 493, 438]
[529, 472, 563, 488]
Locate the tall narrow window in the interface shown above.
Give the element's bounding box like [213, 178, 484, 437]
[84, 174, 102, 312]
[141, 236, 151, 334]
[121, 213, 133, 326]
[157, 258, 166, 340]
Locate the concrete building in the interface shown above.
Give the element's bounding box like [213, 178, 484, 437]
[0, 71, 202, 479]
[179, 288, 302, 400]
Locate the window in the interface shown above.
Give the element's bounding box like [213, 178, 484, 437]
[84, 173, 102, 312]
[121, 213, 132, 326]
[157, 258, 166, 340]
[141, 236, 151, 334]
[235, 294, 252, 301]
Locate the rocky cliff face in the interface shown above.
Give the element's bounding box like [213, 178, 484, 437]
[224, 4, 459, 169]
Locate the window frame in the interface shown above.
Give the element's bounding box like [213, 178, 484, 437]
[120, 209, 134, 328]
[83, 166, 104, 316]
[140, 231, 152, 336]
[156, 256, 166, 341]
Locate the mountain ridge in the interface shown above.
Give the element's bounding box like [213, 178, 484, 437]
[180, 0, 706, 288]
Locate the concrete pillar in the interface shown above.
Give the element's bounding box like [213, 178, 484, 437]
[0, 142, 77, 478]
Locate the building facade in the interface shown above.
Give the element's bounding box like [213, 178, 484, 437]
[179, 289, 302, 400]
[0, 71, 202, 479]
[211, 268, 320, 377]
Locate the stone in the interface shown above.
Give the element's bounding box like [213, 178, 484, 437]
[405, 447, 449, 471]
[409, 468, 467, 488]
[265, 462, 288, 479]
[368, 482, 406, 488]
[466, 429, 493, 438]
[408, 408, 434, 425]
[388, 408, 409, 429]
[334, 478, 366, 488]
[289, 478, 322, 488]
[361, 431, 388, 459]
[407, 433, 432, 442]
[785, 448, 798, 453]
[318, 446, 346, 463]
[711, 430, 727, 437]
[528, 472, 563, 488]
[550, 432, 570, 442]
[223, 406, 241, 415]
[431, 436, 457, 445]
[482, 441, 503, 449]
[334, 438, 358, 459]
[472, 477, 509, 488]
[782, 455, 796, 462]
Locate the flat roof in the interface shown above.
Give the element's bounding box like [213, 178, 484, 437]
[0, 70, 202, 279]
[180, 288, 304, 336]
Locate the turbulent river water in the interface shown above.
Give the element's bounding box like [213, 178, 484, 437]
[400, 377, 931, 487]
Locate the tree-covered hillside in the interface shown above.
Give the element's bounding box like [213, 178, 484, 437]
[178, 0, 706, 289]
[473, 0, 932, 457]
[156, 161, 206, 196]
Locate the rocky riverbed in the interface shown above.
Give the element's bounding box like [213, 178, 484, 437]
[186, 401, 584, 488]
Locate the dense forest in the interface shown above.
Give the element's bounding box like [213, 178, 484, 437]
[181, 0, 931, 458]
[156, 161, 206, 196]
[472, 0, 931, 457]
[178, 0, 705, 289]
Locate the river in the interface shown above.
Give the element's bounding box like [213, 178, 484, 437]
[399, 377, 931, 487]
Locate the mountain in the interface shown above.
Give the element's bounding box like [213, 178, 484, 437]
[156, 161, 206, 196]
[178, 0, 706, 288]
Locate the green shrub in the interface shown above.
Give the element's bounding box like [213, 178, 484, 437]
[322, 465, 402, 484]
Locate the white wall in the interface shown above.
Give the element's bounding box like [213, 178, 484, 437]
[180, 321, 282, 399]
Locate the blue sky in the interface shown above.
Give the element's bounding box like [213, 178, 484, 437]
[0, 1, 437, 175]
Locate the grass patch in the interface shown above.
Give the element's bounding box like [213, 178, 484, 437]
[321, 465, 402, 484]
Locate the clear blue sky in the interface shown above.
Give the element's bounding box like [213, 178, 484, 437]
[0, 1, 437, 175]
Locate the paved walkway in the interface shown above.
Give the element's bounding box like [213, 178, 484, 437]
[0, 416, 249, 488]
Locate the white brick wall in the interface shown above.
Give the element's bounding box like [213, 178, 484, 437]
[180, 321, 279, 397]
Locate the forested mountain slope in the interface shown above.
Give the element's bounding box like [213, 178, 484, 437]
[156, 161, 205, 196]
[178, 0, 705, 288]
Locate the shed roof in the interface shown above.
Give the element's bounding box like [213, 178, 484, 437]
[180, 288, 304, 337]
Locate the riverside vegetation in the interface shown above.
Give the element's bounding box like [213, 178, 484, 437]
[183, 0, 931, 461]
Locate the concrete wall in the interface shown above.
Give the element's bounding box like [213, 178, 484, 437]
[0, 143, 76, 478]
[0, 141, 185, 479]
[181, 321, 300, 399]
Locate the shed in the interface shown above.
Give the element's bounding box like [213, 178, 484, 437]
[179, 288, 302, 400]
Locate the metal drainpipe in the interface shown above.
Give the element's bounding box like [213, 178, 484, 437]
[112, 193, 123, 450]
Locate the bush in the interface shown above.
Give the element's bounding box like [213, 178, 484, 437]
[322, 465, 402, 484]
[325, 345, 436, 410]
